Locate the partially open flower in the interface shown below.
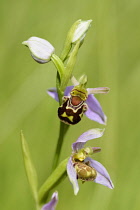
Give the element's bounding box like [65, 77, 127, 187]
[42, 192, 58, 210]
[72, 20, 92, 44]
[22, 37, 55, 64]
[66, 129, 114, 195]
[47, 84, 109, 125]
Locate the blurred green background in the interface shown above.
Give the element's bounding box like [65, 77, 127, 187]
[0, 0, 140, 209]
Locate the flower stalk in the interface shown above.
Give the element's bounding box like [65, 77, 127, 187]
[52, 122, 69, 171]
[52, 29, 83, 171]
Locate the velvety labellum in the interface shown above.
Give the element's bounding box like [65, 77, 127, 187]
[58, 86, 88, 125]
[74, 161, 97, 181]
[58, 96, 87, 125]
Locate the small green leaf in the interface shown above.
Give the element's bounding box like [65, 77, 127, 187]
[20, 131, 38, 203]
[60, 41, 80, 91]
[38, 157, 69, 205]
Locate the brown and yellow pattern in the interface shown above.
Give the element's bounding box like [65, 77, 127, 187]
[74, 161, 97, 181]
[58, 86, 88, 125]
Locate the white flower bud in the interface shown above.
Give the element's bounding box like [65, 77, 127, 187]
[72, 20, 92, 44]
[22, 37, 55, 64]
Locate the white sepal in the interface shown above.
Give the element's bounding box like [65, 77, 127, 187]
[22, 36, 55, 63]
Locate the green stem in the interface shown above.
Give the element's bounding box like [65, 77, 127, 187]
[52, 42, 80, 173]
[52, 122, 69, 171]
[36, 203, 41, 210]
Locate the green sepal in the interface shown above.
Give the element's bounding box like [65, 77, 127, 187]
[38, 157, 69, 205]
[60, 41, 80, 92]
[20, 131, 38, 204]
[60, 19, 81, 62]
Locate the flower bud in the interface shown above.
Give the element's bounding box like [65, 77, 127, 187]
[72, 20, 92, 44]
[22, 37, 55, 64]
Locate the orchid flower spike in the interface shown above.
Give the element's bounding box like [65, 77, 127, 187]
[22, 37, 55, 64]
[66, 129, 114, 195]
[42, 192, 58, 210]
[47, 75, 109, 125]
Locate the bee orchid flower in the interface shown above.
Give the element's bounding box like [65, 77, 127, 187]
[47, 84, 109, 125]
[66, 129, 114, 195]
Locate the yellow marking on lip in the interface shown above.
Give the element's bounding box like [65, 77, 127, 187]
[61, 112, 67, 117]
[61, 112, 74, 122]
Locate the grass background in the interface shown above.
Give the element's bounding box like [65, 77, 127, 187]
[0, 0, 140, 209]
